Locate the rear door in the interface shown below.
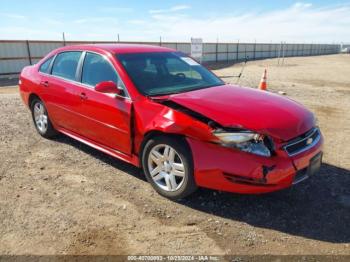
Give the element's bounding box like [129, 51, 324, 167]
[43, 51, 83, 133]
[76, 52, 132, 154]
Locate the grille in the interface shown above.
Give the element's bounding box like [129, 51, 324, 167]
[284, 128, 320, 156]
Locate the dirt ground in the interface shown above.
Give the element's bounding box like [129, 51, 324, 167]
[0, 54, 349, 256]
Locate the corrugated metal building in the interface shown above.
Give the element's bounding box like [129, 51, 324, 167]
[0, 40, 340, 77]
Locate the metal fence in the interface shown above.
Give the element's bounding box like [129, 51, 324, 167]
[0, 40, 340, 76]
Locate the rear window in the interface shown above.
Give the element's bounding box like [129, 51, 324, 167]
[51, 51, 82, 81]
[39, 56, 54, 74]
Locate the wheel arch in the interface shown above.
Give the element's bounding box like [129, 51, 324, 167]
[28, 93, 57, 131]
[139, 130, 198, 199]
[28, 93, 42, 108]
[138, 130, 192, 168]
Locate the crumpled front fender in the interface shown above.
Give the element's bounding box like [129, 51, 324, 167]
[132, 98, 215, 154]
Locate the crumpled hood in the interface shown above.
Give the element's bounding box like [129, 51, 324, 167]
[168, 84, 315, 141]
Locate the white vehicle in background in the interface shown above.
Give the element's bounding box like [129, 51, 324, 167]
[340, 44, 350, 53]
[341, 48, 349, 53]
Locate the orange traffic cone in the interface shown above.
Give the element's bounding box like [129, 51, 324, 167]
[258, 69, 267, 91]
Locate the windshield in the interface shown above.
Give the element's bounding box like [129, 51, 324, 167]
[116, 52, 224, 96]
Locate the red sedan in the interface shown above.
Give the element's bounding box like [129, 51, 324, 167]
[19, 44, 323, 199]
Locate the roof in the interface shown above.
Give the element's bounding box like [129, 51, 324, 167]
[59, 44, 175, 54]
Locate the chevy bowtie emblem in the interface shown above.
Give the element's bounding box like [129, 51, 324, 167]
[306, 138, 313, 145]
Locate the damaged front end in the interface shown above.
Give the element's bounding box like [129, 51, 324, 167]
[135, 96, 321, 193]
[155, 98, 276, 158]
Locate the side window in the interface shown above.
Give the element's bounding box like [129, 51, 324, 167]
[82, 52, 122, 88]
[39, 56, 54, 74]
[51, 51, 82, 81]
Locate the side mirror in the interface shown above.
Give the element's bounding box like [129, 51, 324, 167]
[95, 81, 122, 95]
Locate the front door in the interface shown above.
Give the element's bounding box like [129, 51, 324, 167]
[76, 52, 132, 154]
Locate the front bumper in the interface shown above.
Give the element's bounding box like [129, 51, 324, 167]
[186, 133, 324, 194]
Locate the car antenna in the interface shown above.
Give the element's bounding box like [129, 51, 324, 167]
[218, 56, 249, 84]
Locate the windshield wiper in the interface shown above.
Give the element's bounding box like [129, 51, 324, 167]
[149, 91, 183, 96]
[148, 83, 225, 97]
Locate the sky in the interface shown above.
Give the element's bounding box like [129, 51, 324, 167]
[0, 0, 349, 43]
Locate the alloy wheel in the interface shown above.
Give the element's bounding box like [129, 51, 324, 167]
[33, 102, 48, 134]
[147, 144, 186, 192]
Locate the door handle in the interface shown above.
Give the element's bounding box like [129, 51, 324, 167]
[79, 92, 88, 100]
[40, 81, 49, 87]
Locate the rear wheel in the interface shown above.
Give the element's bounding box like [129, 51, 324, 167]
[142, 136, 197, 200]
[30, 98, 57, 138]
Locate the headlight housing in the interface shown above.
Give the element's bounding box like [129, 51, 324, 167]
[213, 130, 273, 157]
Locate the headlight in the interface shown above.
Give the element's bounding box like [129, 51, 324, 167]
[213, 130, 272, 157]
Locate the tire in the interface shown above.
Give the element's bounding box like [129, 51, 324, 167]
[142, 136, 197, 200]
[30, 98, 57, 138]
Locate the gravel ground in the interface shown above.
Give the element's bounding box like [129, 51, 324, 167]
[0, 54, 349, 255]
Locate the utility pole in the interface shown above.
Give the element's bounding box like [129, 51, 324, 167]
[62, 32, 66, 46]
[281, 41, 286, 66]
[216, 37, 219, 62]
[26, 40, 32, 65]
[253, 39, 256, 60]
[277, 41, 282, 65]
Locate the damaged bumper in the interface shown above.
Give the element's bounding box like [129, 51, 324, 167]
[186, 133, 323, 194]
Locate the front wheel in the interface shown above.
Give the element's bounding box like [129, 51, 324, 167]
[142, 136, 197, 200]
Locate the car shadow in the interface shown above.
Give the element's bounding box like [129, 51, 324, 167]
[53, 134, 350, 244]
[53, 135, 144, 181]
[181, 163, 350, 244]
